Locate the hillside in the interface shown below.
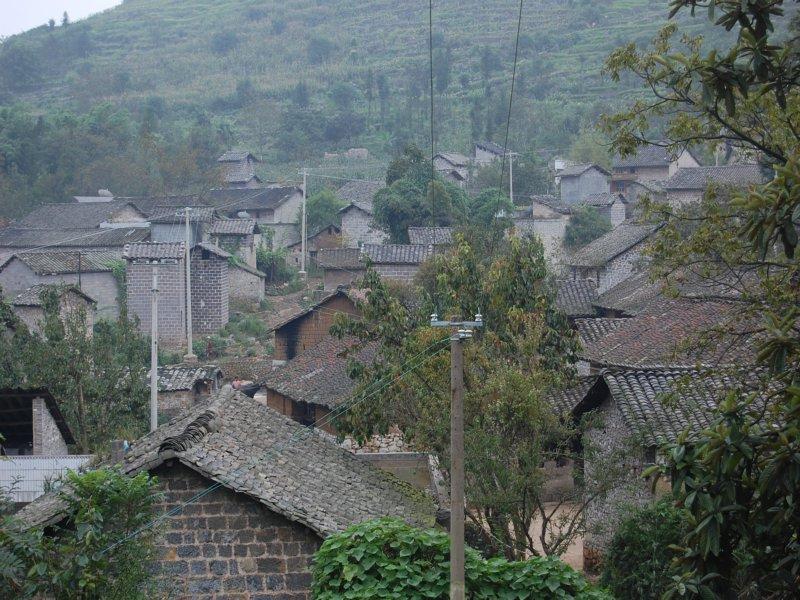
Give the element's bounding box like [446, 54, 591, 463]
[0, 0, 728, 178]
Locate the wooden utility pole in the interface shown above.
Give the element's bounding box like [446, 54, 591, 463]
[150, 266, 159, 432]
[431, 313, 482, 600]
[184, 207, 197, 362]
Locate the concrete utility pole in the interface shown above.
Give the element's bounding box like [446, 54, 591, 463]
[507, 151, 518, 204]
[299, 168, 308, 280]
[430, 312, 483, 600]
[150, 266, 159, 432]
[183, 207, 197, 362]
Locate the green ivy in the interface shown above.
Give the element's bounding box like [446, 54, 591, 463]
[312, 518, 610, 599]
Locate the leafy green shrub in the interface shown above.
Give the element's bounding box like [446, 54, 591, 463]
[0, 468, 159, 599]
[313, 518, 610, 599]
[564, 205, 612, 249]
[256, 245, 296, 285]
[600, 498, 688, 600]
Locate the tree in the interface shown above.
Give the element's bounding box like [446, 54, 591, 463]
[568, 127, 611, 170]
[0, 468, 159, 599]
[330, 82, 358, 111]
[564, 205, 612, 249]
[376, 72, 390, 127]
[210, 30, 238, 55]
[61, 11, 69, 27]
[303, 188, 345, 233]
[466, 188, 514, 228]
[48, 19, 55, 31]
[332, 237, 623, 559]
[290, 81, 310, 108]
[308, 36, 337, 64]
[602, 1, 800, 596]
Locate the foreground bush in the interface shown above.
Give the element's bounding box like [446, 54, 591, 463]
[313, 518, 610, 599]
[600, 498, 688, 599]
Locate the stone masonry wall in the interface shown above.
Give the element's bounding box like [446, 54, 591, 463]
[322, 268, 361, 291]
[151, 463, 321, 600]
[191, 256, 230, 334]
[597, 243, 644, 294]
[31, 396, 68, 455]
[126, 261, 186, 347]
[273, 295, 359, 361]
[561, 169, 609, 205]
[340, 208, 388, 248]
[230, 267, 265, 302]
[159, 390, 195, 422]
[373, 263, 420, 284]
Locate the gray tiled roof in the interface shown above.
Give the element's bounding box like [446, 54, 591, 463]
[593, 272, 661, 316]
[261, 336, 376, 409]
[208, 219, 258, 235]
[336, 180, 383, 213]
[12, 284, 96, 307]
[192, 242, 232, 259]
[602, 368, 765, 446]
[475, 141, 508, 156]
[568, 222, 660, 268]
[208, 187, 300, 212]
[555, 278, 598, 317]
[221, 162, 260, 185]
[15, 391, 437, 534]
[407, 227, 453, 245]
[151, 365, 221, 392]
[435, 152, 470, 167]
[316, 248, 364, 270]
[122, 195, 206, 217]
[575, 317, 627, 345]
[558, 163, 611, 178]
[5, 250, 120, 275]
[362, 244, 433, 265]
[549, 376, 598, 416]
[581, 193, 626, 208]
[0, 227, 150, 249]
[149, 206, 217, 224]
[664, 165, 767, 190]
[123, 241, 185, 260]
[613, 144, 674, 169]
[14, 201, 146, 230]
[218, 150, 259, 163]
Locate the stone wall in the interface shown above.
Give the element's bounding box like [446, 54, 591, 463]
[31, 396, 68, 455]
[666, 189, 703, 207]
[322, 268, 362, 291]
[127, 261, 186, 347]
[191, 254, 230, 334]
[264, 390, 335, 434]
[273, 295, 359, 361]
[159, 390, 195, 421]
[512, 218, 567, 267]
[373, 263, 420, 284]
[561, 169, 609, 205]
[151, 463, 321, 600]
[230, 267, 265, 302]
[340, 207, 388, 248]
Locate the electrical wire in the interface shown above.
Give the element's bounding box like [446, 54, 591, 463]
[499, 0, 524, 196]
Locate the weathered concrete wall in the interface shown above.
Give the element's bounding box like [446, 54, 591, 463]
[32, 396, 68, 455]
[152, 463, 321, 599]
[340, 207, 388, 248]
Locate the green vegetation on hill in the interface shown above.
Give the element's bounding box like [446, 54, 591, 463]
[0, 0, 730, 185]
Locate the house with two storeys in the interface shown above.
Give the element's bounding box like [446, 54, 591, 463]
[557, 164, 611, 205]
[663, 164, 769, 206]
[217, 150, 262, 189]
[336, 180, 389, 248]
[611, 144, 700, 194]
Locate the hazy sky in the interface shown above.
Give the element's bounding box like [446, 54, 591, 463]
[1, 1, 122, 38]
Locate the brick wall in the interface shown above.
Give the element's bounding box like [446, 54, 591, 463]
[373, 263, 420, 284]
[159, 390, 195, 421]
[31, 396, 68, 455]
[340, 208, 388, 248]
[126, 261, 186, 347]
[191, 253, 230, 334]
[264, 390, 335, 435]
[322, 268, 361, 291]
[151, 463, 321, 599]
[274, 295, 359, 361]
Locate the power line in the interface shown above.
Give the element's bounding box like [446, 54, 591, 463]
[499, 0, 524, 196]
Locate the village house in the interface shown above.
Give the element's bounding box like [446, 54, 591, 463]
[557, 164, 610, 205]
[16, 390, 438, 599]
[269, 288, 362, 363]
[0, 388, 92, 505]
[580, 193, 627, 227]
[611, 144, 700, 193]
[619, 179, 665, 212]
[10, 284, 96, 336]
[123, 241, 187, 347]
[0, 250, 122, 320]
[286, 223, 342, 268]
[260, 335, 373, 433]
[511, 196, 571, 265]
[149, 206, 219, 246]
[552, 368, 763, 569]
[152, 364, 223, 421]
[0, 227, 150, 265]
[407, 226, 453, 246]
[336, 180, 389, 248]
[433, 152, 470, 187]
[208, 219, 262, 268]
[228, 261, 266, 304]
[473, 140, 508, 166]
[316, 247, 364, 290]
[663, 164, 768, 206]
[208, 187, 303, 248]
[217, 150, 263, 189]
[567, 222, 660, 294]
[190, 243, 231, 334]
[13, 200, 149, 231]
[362, 243, 433, 284]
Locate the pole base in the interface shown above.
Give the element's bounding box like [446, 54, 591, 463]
[298, 270, 307, 281]
[183, 353, 198, 363]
